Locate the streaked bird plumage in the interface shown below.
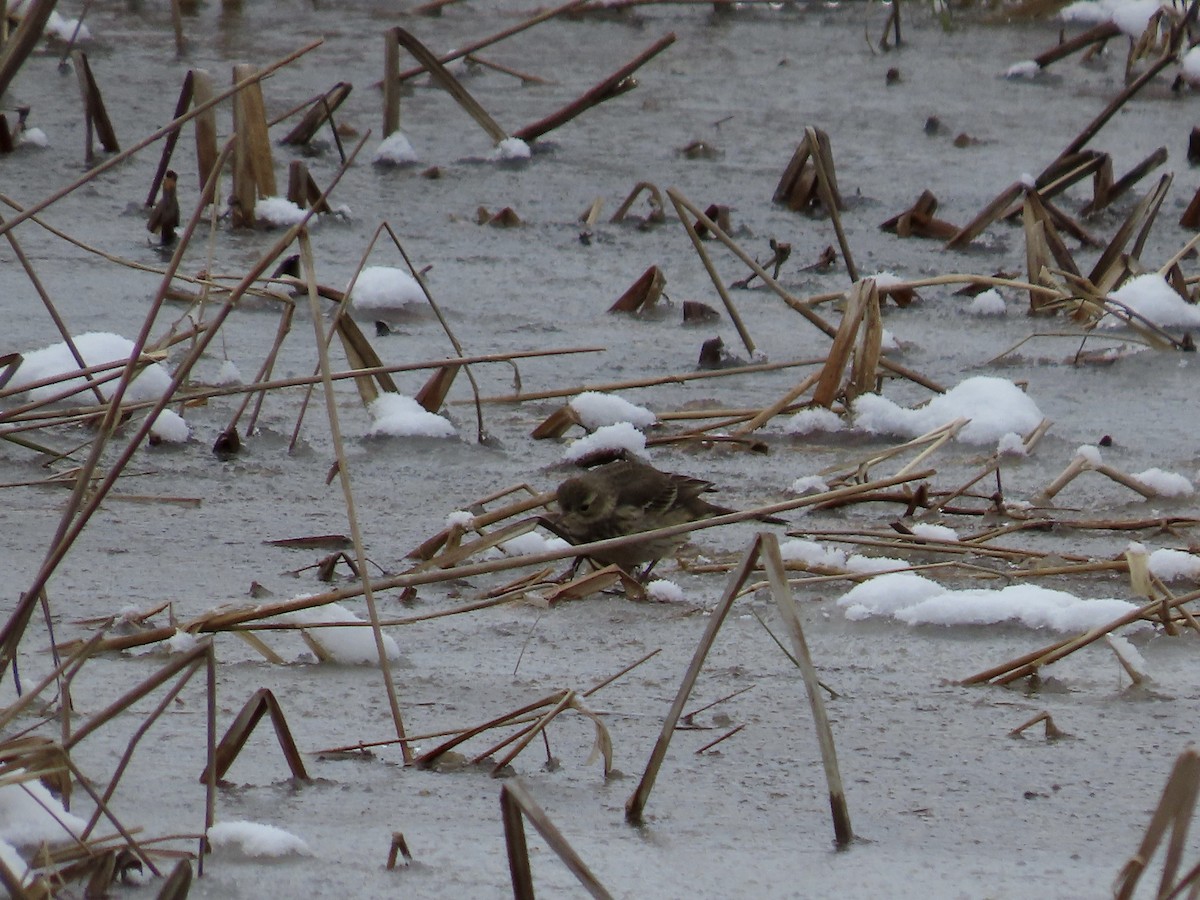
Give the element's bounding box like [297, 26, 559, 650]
[551, 458, 780, 574]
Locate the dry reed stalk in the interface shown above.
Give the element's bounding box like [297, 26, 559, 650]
[880, 189, 959, 240]
[1, 134, 360, 679]
[231, 63, 277, 227]
[945, 181, 1024, 249]
[480, 690, 583, 773]
[416, 691, 569, 768]
[70, 470, 939, 657]
[298, 230, 411, 760]
[822, 418, 964, 483]
[0, 0, 57, 97]
[761, 533, 853, 845]
[0, 40, 322, 242]
[610, 181, 665, 224]
[71, 51, 119, 161]
[157, 860, 192, 899]
[199, 688, 309, 783]
[805, 126, 858, 281]
[465, 53, 550, 85]
[731, 372, 823, 436]
[513, 33, 677, 144]
[693, 724, 746, 754]
[313, 649, 660, 757]
[412, 518, 541, 572]
[608, 264, 666, 314]
[541, 565, 644, 604]
[1007, 711, 1063, 739]
[667, 192, 756, 356]
[501, 779, 614, 900]
[1059, 52, 1176, 162]
[1113, 749, 1200, 899]
[190, 69, 218, 193]
[922, 418, 1052, 518]
[626, 537, 761, 824]
[675, 188, 941, 392]
[384, 223, 489, 442]
[0, 216, 108, 406]
[962, 587, 1200, 686]
[146, 72, 195, 208]
[1088, 174, 1173, 295]
[281, 81, 352, 145]
[388, 27, 508, 143]
[1106, 634, 1149, 684]
[813, 278, 876, 407]
[0, 635, 101, 735]
[1080, 146, 1168, 217]
[466, 355, 823, 405]
[668, 187, 832, 340]
[407, 486, 553, 560]
[79, 654, 206, 841]
[395, 0, 591, 81]
[1033, 20, 1121, 68]
[2, 140, 236, 676]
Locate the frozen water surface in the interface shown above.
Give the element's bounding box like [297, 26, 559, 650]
[3, 1, 1200, 897]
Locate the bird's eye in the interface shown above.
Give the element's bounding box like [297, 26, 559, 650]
[578, 500, 590, 512]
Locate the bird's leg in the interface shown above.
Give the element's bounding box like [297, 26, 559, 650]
[636, 559, 662, 583]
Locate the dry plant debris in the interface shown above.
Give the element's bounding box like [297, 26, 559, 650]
[4, 2, 1200, 895]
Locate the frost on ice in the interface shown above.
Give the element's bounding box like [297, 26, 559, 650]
[499, 532, 570, 557]
[837, 572, 1146, 632]
[646, 580, 685, 602]
[564, 421, 647, 461]
[1103, 274, 1200, 330]
[783, 406, 844, 435]
[254, 197, 308, 227]
[1149, 548, 1200, 581]
[367, 393, 456, 438]
[1132, 468, 1194, 497]
[348, 266, 425, 313]
[568, 392, 656, 430]
[967, 289, 1007, 316]
[283, 601, 401, 665]
[490, 137, 532, 161]
[207, 821, 313, 858]
[8, 332, 188, 442]
[0, 775, 86, 848]
[852, 376, 1044, 445]
[373, 131, 419, 166]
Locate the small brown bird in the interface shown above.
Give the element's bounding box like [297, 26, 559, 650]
[551, 458, 782, 577]
[147, 170, 180, 246]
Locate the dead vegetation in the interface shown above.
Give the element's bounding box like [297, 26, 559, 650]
[3, 0, 1200, 895]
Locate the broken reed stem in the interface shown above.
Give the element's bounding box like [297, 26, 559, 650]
[1, 349, 601, 436]
[667, 190, 756, 357]
[299, 230, 410, 760]
[671, 188, 942, 394]
[693, 724, 746, 754]
[395, 0, 590, 81]
[80, 657, 204, 840]
[0, 214, 106, 405]
[385, 222, 488, 442]
[0, 40, 322, 241]
[316, 649, 659, 757]
[1, 136, 364, 680]
[463, 356, 824, 405]
[70, 470, 936, 656]
[626, 539, 762, 824]
[500, 779, 614, 900]
[1, 137, 236, 680]
[760, 533, 852, 846]
[963, 587, 1200, 686]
